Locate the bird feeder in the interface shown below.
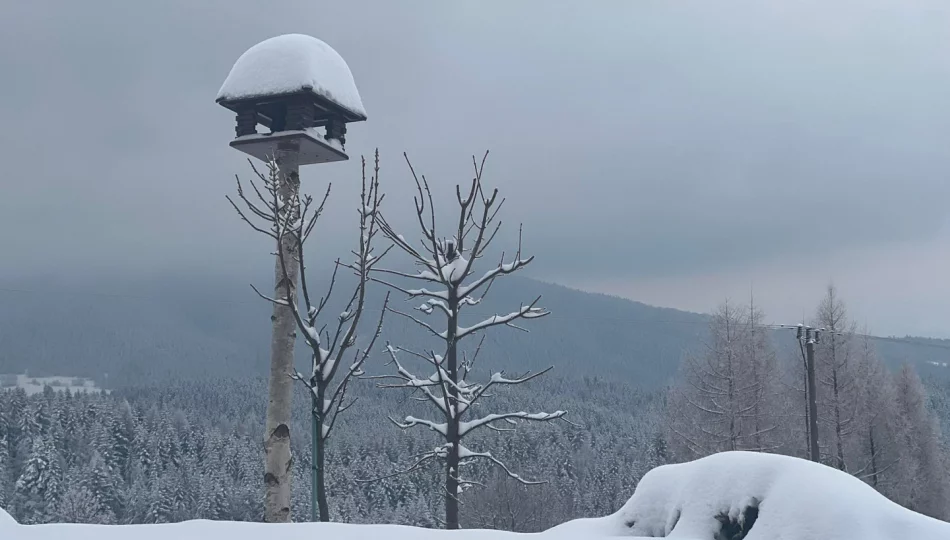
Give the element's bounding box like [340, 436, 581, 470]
[215, 34, 367, 165]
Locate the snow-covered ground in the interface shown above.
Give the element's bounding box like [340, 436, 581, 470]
[3, 451, 948, 539]
[0, 374, 102, 396]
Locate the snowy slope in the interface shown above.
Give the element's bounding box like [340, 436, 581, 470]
[4, 451, 949, 539]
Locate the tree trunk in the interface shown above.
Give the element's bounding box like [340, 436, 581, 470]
[315, 386, 329, 522]
[445, 286, 460, 529]
[263, 143, 300, 523]
[868, 426, 879, 487]
[832, 369, 846, 471]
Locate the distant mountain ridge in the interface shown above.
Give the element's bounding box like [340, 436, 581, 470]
[0, 274, 947, 388]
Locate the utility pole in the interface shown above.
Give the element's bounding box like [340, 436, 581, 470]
[795, 325, 821, 462]
[805, 327, 820, 462]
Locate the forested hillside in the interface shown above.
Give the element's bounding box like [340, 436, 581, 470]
[2, 275, 948, 388]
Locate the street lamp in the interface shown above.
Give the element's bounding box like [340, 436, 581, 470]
[216, 33, 366, 523]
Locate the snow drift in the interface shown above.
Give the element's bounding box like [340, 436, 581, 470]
[553, 451, 950, 539]
[3, 451, 949, 539]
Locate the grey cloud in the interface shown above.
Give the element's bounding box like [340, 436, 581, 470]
[0, 0, 948, 333]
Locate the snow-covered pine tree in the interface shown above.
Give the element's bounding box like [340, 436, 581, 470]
[0, 438, 8, 509]
[368, 152, 567, 529]
[14, 436, 61, 523]
[84, 450, 120, 519]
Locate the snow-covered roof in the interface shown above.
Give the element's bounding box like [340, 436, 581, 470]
[216, 34, 366, 119]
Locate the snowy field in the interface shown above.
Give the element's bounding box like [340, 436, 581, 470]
[4, 451, 949, 539]
[0, 374, 102, 396]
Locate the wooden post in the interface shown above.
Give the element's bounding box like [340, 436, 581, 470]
[806, 330, 820, 462]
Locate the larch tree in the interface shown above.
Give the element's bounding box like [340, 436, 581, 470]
[893, 363, 949, 519]
[740, 295, 782, 452]
[849, 331, 900, 491]
[668, 299, 779, 459]
[813, 285, 857, 471]
[232, 153, 389, 522]
[368, 152, 567, 530]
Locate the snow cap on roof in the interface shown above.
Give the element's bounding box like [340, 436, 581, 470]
[216, 34, 366, 118]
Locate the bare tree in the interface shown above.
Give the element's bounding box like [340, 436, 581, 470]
[813, 285, 857, 471]
[892, 363, 949, 519]
[233, 153, 389, 522]
[366, 152, 567, 529]
[742, 294, 782, 452]
[226, 154, 299, 522]
[668, 300, 779, 459]
[849, 331, 899, 490]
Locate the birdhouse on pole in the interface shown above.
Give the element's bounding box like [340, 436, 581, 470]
[215, 34, 367, 165]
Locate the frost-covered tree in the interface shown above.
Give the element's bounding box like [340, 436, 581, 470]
[243, 152, 389, 522]
[55, 484, 105, 524]
[84, 450, 120, 518]
[14, 436, 61, 523]
[849, 331, 900, 490]
[0, 439, 8, 509]
[893, 364, 949, 519]
[814, 285, 858, 470]
[368, 152, 567, 529]
[667, 300, 780, 458]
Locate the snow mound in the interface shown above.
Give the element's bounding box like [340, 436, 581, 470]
[553, 451, 950, 539]
[216, 34, 366, 118]
[0, 507, 15, 526]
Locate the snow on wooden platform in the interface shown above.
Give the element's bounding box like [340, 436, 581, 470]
[216, 33, 366, 118]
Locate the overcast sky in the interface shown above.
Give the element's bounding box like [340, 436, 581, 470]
[0, 0, 948, 337]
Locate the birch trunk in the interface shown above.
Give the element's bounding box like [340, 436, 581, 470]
[263, 143, 300, 523]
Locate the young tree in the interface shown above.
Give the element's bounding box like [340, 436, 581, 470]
[252, 152, 389, 521]
[369, 152, 567, 529]
[55, 485, 105, 524]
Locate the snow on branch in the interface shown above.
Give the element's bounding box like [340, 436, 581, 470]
[364, 151, 566, 518]
[246, 150, 390, 442]
[459, 410, 567, 437]
[454, 296, 549, 339]
[390, 415, 449, 437]
[457, 444, 545, 485]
